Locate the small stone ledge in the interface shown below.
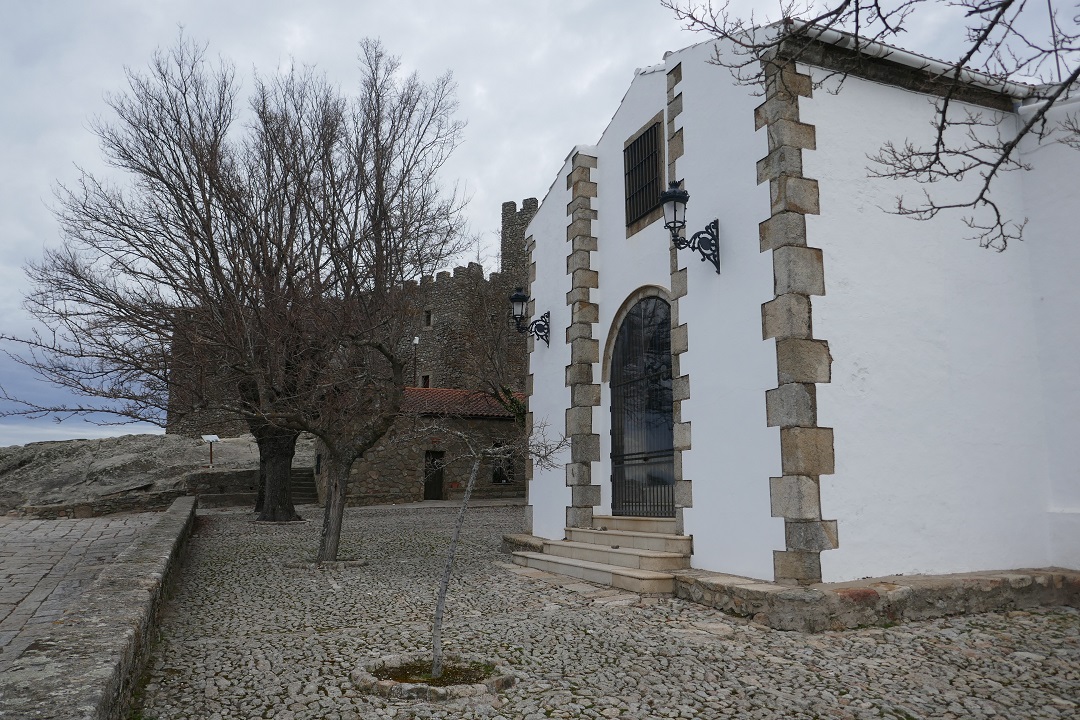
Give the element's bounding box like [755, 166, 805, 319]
[0, 495, 197, 719]
[502, 533, 545, 554]
[674, 566, 1080, 633]
[352, 652, 516, 701]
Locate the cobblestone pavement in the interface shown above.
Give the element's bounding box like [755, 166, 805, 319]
[137, 506, 1079, 720]
[0, 513, 159, 672]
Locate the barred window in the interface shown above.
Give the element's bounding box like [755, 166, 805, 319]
[624, 121, 663, 227]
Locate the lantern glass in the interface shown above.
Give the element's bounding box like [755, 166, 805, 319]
[509, 288, 529, 320]
[659, 180, 689, 233]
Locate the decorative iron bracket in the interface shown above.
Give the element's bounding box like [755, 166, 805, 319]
[516, 311, 550, 346]
[672, 219, 721, 274]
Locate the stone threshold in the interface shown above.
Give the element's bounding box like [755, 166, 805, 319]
[0, 495, 197, 719]
[675, 566, 1080, 632]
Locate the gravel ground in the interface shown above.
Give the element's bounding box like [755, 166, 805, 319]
[136, 505, 1079, 720]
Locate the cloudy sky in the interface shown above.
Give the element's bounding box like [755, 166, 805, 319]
[0, 0, 1008, 447]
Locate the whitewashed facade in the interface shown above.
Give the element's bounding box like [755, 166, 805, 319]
[522, 33, 1080, 585]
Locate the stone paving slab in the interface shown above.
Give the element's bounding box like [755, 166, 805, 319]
[0, 497, 196, 720]
[135, 505, 1079, 719]
[0, 513, 159, 672]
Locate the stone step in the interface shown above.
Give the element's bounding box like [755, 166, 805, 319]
[592, 515, 677, 534]
[542, 539, 690, 571]
[511, 551, 674, 594]
[566, 527, 693, 555]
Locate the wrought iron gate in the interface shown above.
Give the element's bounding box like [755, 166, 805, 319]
[610, 297, 674, 518]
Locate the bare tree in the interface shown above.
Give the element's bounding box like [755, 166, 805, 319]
[662, 0, 1079, 250]
[0, 36, 468, 549]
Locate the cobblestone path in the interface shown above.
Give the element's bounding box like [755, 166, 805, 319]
[0, 513, 158, 672]
[137, 506, 1079, 719]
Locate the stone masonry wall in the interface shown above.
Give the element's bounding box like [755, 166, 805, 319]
[314, 416, 524, 506]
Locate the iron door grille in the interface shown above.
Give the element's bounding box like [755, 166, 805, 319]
[610, 297, 675, 518]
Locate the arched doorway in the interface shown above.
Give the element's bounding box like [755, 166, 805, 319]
[609, 297, 674, 517]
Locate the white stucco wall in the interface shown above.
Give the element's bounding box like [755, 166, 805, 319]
[801, 69, 1055, 581]
[1019, 96, 1080, 570]
[525, 151, 576, 542]
[666, 44, 783, 579]
[525, 41, 783, 580]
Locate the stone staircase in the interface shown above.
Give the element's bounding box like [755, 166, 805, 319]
[290, 467, 320, 505]
[511, 515, 692, 594]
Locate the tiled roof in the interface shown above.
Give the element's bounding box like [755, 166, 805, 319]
[402, 387, 523, 419]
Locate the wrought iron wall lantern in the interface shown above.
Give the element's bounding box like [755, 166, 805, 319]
[660, 180, 721, 274]
[509, 287, 550, 346]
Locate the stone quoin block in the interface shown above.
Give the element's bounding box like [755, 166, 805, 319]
[566, 165, 592, 190]
[668, 128, 684, 162]
[773, 549, 821, 585]
[759, 211, 807, 252]
[572, 152, 598, 169]
[570, 383, 601, 408]
[567, 196, 594, 217]
[566, 287, 591, 305]
[774, 245, 825, 296]
[565, 406, 593, 436]
[668, 92, 683, 119]
[671, 268, 688, 299]
[525, 374, 533, 396]
[570, 252, 596, 278]
[566, 462, 592, 487]
[776, 338, 832, 385]
[570, 433, 601, 464]
[674, 480, 693, 508]
[571, 268, 599, 289]
[570, 338, 600, 364]
[785, 519, 839, 551]
[770, 175, 820, 216]
[673, 422, 692, 451]
[571, 301, 599, 325]
[672, 375, 690, 402]
[572, 236, 598, 253]
[570, 180, 598, 199]
[570, 205, 599, 223]
[763, 64, 813, 100]
[566, 219, 594, 243]
[756, 146, 804, 185]
[566, 505, 594, 529]
[781, 427, 835, 476]
[565, 321, 593, 343]
[754, 94, 801, 130]
[671, 324, 689, 355]
[762, 293, 813, 340]
[766, 382, 817, 428]
[573, 484, 602, 508]
[666, 62, 682, 91]
[524, 411, 533, 438]
[565, 362, 593, 386]
[769, 475, 822, 520]
[767, 119, 817, 152]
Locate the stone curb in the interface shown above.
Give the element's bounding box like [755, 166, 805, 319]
[0, 496, 197, 720]
[674, 566, 1080, 632]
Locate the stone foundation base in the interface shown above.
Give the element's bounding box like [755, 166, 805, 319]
[674, 567, 1080, 632]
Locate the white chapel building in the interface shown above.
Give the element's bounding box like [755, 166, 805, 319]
[515, 29, 1080, 588]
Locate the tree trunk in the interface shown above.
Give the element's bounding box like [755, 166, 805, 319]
[254, 453, 267, 512]
[431, 455, 481, 679]
[317, 454, 352, 562]
[252, 424, 300, 522]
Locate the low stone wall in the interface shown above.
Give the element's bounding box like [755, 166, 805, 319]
[675, 567, 1080, 632]
[0, 496, 197, 719]
[16, 490, 186, 519]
